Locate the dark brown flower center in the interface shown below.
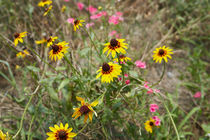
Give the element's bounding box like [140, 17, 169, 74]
[102, 63, 110, 72]
[110, 39, 118, 47]
[47, 37, 52, 42]
[14, 33, 20, 38]
[74, 20, 79, 25]
[158, 49, 165, 56]
[80, 105, 90, 114]
[52, 45, 60, 53]
[58, 130, 67, 140]
[149, 122, 154, 126]
[42, 0, 47, 2]
[119, 54, 125, 59]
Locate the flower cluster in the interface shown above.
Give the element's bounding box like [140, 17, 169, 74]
[10, 2, 175, 139]
[38, 0, 53, 16]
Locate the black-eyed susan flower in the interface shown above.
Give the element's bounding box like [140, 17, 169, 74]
[103, 39, 128, 58]
[14, 32, 27, 46]
[73, 19, 85, 31]
[35, 38, 47, 44]
[96, 62, 122, 83]
[0, 130, 6, 140]
[0, 130, 9, 140]
[16, 50, 30, 58]
[49, 41, 69, 61]
[72, 96, 99, 123]
[47, 36, 58, 47]
[44, 5, 53, 16]
[153, 46, 173, 63]
[47, 123, 77, 140]
[113, 54, 131, 63]
[38, 0, 52, 7]
[144, 118, 158, 133]
[61, 5, 66, 12]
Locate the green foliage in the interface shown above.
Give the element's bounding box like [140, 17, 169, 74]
[0, 0, 209, 140]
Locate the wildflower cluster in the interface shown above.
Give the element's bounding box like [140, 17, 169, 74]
[5, 1, 176, 139]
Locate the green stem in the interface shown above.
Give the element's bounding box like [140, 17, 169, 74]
[13, 85, 40, 139]
[64, 56, 81, 76]
[152, 61, 166, 87]
[77, 124, 88, 135]
[83, 27, 102, 60]
[163, 102, 180, 140]
[13, 94, 35, 139]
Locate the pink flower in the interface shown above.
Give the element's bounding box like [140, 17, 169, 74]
[118, 77, 122, 81]
[109, 15, 120, 25]
[120, 61, 126, 64]
[124, 74, 128, 78]
[144, 83, 149, 89]
[147, 88, 153, 94]
[152, 116, 161, 126]
[77, 2, 84, 11]
[67, 18, 74, 24]
[125, 80, 130, 85]
[86, 22, 95, 28]
[90, 11, 107, 20]
[194, 92, 201, 98]
[101, 11, 107, 16]
[135, 60, 146, 69]
[115, 12, 124, 21]
[109, 30, 117, 36]
[86, 6, 97, 15]
[115, 12, 123, 16]
[64, 0, 69, 2]
[150, 104, 159, 109]
[150, 104, 159, 112]
[154, 89, 160, 93]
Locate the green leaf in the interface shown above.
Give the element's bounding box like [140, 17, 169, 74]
[201, 124, 210, 133]
[58, 79, 70, 90]
[27, 66, 40, 72]
[129, 70, 138, 78]
[178, 107, 200, 130]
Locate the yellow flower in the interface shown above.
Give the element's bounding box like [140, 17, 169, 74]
[72, 96, 99, 123]
[144, 118, 157, 133]
[16, 50, 30, 58]
[47, 36, 58, 47]
[43, 5, 53, 16]
[16, 65, 21, 70]
[38, 0, 52, 7]
[153, 46, 173, 63]
[35, 38, 47, 44]
[49, 41, 69, 61]
[73, 19, 85, 31]
[61, 5, 66, 12]
[113, 54, 131, 62]
[103, 39, 128, 58]
[14, 32, 27, 46]
[96, 62, 122, 83]
[46, 123, 77, 140]
[0, 130, 6, 140]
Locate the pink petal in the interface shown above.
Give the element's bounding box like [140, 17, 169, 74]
[135, 60, 146, 69]
[124, 74, 128, 78]
[194, 92, 201, 98]
[147, 88, 153, 94]
[67, 18, 74, 24]
[77, 2, 84, 11]
[125, 80, 130, 85]
[86, 22, 95, 28]
[86, 6, 97, 15]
